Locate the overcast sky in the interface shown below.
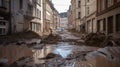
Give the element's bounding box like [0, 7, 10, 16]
[52, 0, 71, 13]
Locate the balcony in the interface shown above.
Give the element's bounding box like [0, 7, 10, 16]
[24, 11, 34, 20]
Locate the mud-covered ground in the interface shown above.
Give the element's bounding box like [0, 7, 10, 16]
[32, 30, 120, 67]
[0, 30, 120, 67]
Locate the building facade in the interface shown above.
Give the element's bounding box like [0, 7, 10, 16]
[78, 0, 86, 33]
[67, 5, 73, 29]
[53, 9, 60, 32]
[76, 0, 81, 31]
[70, 0, 97, 33]
[30, 0, 42, 35]
[10, 0, 43, 35]
[97, 0, 120, 35]
[71, 0, 76, 29]
[0, 0, 59, 36]
[86, 0, 97, 33]
[60, 12, 68, 29]
[43, 0, 54, 35]
[0, 0, 9, 35]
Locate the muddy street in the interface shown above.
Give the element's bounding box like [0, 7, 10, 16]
[0, 30, 120, 67]
[31, 30, 120, 67]
[32, 30, 98, 67]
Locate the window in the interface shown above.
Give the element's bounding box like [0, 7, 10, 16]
[78, 12, 81, 19]
[107, 0, 114, 7]
[0, 0, 3, 7]
[101, 0, 106, 11]
[87, 0, 89, 2]
[78, 1, 81, 8]
[108, 16, 113, 34]
[19, 0, 23, 9]
[116, 14, 120, 32]
[87, 6, 89, 15]
[0, 0, 4, 7]
[103, 19, 106, 31]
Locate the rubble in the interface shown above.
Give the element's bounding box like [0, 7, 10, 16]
[0, 30, 120, 67]
[40, 34, 61, 44]
[41, 53, 62, 60]
[82, 32, 120, 47]
[0, 31, 41, 46]
[86, 47, 120, 67]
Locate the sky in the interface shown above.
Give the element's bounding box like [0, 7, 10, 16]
[52, 0, 71, 13]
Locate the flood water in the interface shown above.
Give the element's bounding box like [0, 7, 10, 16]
[32, 41, 98, 67]
[31, 31, 120, 67]
[1, 31, 120, 67]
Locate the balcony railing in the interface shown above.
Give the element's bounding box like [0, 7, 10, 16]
[24, 10, 34, 20]
[26, 11, 33, 17]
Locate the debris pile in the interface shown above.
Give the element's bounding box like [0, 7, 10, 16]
[0, 31, 41, 45]
[82, 32, 120, 47]
[83, 33, 106, 47]
[41, 34, 61, 44]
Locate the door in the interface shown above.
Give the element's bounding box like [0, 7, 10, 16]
[107, 16, 113, 34]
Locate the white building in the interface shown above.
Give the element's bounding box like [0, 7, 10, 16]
[60, 12, 68, 29]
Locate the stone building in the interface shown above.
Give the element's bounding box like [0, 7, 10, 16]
[77, 0, 86, 33]
[71, 0, 76, 29]
[60, 12, 68, 30]
[97, 0, 120, 35]
[70, 0, 86, 32]
[70, 0, 81, 31]
[0, 0, 59, 36]
[76, 0, 81, 31]
[53, 9, 60, 32]
[10, 0, 42, 35]
[43, 0, 54, 35]
[67, 5, 73, 29]
[86, 0, 97, 33]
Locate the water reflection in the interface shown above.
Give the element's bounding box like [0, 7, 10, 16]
[53, 42, 74, 58]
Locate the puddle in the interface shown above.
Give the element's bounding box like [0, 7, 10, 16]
[32, 42, 98, 67]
